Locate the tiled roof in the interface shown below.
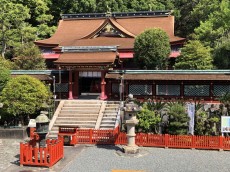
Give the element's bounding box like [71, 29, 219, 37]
[54, 51, 117, 65]
[35, 19, 105, 46]
[74, 37, 135, 49]
[35, 14, 185, 48]
[106, 73, 230, 81]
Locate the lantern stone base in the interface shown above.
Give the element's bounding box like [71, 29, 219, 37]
[123, 145, 139, 154]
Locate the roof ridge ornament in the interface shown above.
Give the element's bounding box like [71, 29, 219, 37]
[106, 5, 112, 17]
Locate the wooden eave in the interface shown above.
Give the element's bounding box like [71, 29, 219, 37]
[106, 73, 230, 81]
[54, 51, 117, 66]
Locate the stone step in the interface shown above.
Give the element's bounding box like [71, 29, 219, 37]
[62, 107, 101, 110]
[59, 110, 100, 115]
[102, 116, 117, 120]
[103, 113, 117, 116]
[57, 117, 98, 120]
[63, 104, 102, 107]
[100, 124, 115, 127]
[56, 120, 96, 124]
[105, 104, 120, 107]
[104, 107, 119, 111]
[101, 121, 115, 125]
[59, 114, 99, 117]
[64, 101, 102, 105]
[54, 123, 95, 128]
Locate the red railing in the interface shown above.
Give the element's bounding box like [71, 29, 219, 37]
[116, 133, 230, 151]
[58, 126, 230, 151]
[20, 139, 64, 167]
[58, 126, 120, 145]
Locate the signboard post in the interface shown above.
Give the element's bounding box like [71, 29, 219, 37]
[221, 116, 230, 136]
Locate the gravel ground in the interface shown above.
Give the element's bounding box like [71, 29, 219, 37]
[62, 145, 230, 172]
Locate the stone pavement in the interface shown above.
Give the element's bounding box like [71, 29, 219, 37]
[0, 139, 22, 172]
[0, 138, 85, 172]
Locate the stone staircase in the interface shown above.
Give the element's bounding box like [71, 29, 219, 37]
[100, 101, 120, 129]
[48, 100, 120, 138]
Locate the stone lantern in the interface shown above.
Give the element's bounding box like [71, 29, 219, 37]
[123, 94, 140, 154]
[35, 111, 50, 147]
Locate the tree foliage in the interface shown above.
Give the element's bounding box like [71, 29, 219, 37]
[136, 103, 161, 133]
[13, 43, 47, 70]
[167, 103, 190, 135]
[0, 56, 12, 92]
[0, 75, 51, 124]
[213, 32, 230, 69]
[0, 0, 30, 58]
[194, 0, 230, 48]
[134, 28, 171, 69]
[174, 40, 213, 70]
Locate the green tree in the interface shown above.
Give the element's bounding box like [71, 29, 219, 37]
[172, 0, 199, 38]
[0, 0, 30, 58]
[13, 43, 46, 70]
[194, 110, 207, 135]
[213, 32, 230, 69]
[174, 40, 213, 70]
[14, 0, 56, 39]
[167, 103, 190, 135]
[0, 75, 51, 125]
[0, 56, 12, 92]
[136, 103, 161, 133]
[0, 69, 10, 93]
[194, 0, 230, 48]
[134, 28, 171, 69]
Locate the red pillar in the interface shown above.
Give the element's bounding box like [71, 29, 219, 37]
[73, 71, 79, 99]
[100, 70, 107, 100]
[68, 70, 73, 100]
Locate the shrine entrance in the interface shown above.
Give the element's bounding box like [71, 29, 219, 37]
[79, 71, 101, 96]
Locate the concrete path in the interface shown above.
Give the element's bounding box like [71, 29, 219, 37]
[62, 145, 230, 172]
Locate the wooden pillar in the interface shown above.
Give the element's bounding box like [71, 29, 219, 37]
[210, 81, 213, 101]
[68, 70, 73, 100]
[181, 81, 184, 99]
[100, 70, 107, 100]
[152, 81, 156, 100]
[73, 71, 79, 99]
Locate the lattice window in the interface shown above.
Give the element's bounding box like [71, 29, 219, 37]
[156, 85, 180, 96]
[129, 84, 152, 95]
[112, 83, 119, 93]
[213, 85, 230, 96]
[55, 83, 69, 93]
[184, 85, 210, 96]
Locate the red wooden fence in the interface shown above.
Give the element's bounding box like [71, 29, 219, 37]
[60, 127, 230, 151]
[20, 139, 64, 167]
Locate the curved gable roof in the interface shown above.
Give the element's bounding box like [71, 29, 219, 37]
[35, 19, 105, 46]
[35, 13, 184, 48]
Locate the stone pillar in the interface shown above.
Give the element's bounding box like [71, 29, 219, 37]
[73, 71, 79, 99]
[68, 70, 73, 100]
[100, 70, 107, 100]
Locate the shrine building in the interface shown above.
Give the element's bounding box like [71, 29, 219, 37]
[33, 11, 230, 102]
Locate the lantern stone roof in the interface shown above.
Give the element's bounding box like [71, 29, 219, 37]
[34, 11, 185, 48]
